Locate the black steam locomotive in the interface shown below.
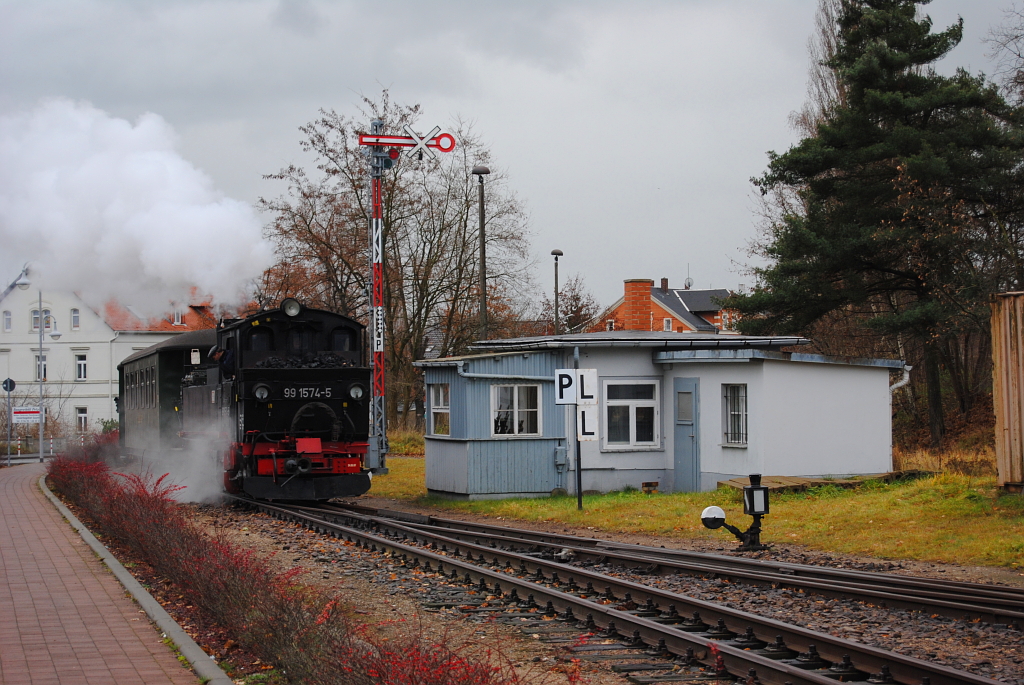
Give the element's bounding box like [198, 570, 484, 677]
[118, 299, 373, 500]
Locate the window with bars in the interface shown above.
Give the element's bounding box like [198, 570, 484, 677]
[429, 383, 450, 436]
[604, 381, 659, 448]
[723, 384, 747, 445]
[492, 384, 540, 436]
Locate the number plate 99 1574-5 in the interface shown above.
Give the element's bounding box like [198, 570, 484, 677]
[283, 386, 332, 399]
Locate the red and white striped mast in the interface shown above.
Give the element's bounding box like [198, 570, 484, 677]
[358, 122, 456, 470]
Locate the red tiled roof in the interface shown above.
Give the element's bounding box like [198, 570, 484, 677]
[100, 296, 218, 332]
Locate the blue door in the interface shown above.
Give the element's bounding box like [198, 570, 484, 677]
[673, 377, 700, 492]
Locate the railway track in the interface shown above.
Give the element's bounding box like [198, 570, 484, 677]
[331, 503, 1024, 626]
[229, 495, 1015, 685]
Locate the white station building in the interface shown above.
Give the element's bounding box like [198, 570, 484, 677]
[0, 269, 215, 436]
[416, 331, 905, 499]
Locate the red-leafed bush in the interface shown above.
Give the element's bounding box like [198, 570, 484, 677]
[46, 455, 559, 685]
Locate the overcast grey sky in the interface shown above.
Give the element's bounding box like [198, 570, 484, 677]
[0, 0, 1011, 307]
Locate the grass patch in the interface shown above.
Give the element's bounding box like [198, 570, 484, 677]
[369, 457, 1024, 569]
[387, 429, 425, 455]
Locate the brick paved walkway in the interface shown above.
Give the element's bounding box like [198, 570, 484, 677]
[0, 463, 199, 685]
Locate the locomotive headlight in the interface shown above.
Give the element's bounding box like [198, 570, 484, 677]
[348, 384, 366, 400]
[281, 298, 302, 317]
[253, 384, 271, 402]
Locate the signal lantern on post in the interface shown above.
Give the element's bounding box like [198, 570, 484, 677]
[375, 147, 401, 170]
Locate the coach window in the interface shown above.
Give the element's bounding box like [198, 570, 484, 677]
[492, 384, 540, 436]
[71, 308, 80, 330]
[248, 328, 274, 352]
[429, 383, 450, 436]
[604, 380, 659, 450]
[330, 328, 355, 352]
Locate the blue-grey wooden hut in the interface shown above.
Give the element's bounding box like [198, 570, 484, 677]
[416, 331, 903, 500]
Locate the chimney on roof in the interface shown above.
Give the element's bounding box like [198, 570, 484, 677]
[623, 279, 654, 331]
[660, 277, 669, 293]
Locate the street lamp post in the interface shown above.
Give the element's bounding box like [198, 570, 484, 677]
[551, 250, 563, 335]
[472, 165, 490, 338]
[16, 272, 61, 462]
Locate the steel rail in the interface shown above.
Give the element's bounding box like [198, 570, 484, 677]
[389, 515, 1024, 625]
[248, 499, 997, 685]
[333, 503, 1024, 623]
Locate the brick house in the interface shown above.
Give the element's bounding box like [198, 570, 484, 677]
[593, 278, 737, 333]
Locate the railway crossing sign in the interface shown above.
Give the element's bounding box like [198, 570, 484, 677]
[357, 126, 457, 160]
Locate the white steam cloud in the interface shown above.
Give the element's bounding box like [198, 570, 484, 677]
[0, 99, 272, 314]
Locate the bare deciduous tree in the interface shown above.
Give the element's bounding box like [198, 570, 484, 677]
[988, 3, 1024, 103]
[259, 92, 534, 428]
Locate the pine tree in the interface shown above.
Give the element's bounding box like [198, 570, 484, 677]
[732, 0, 1024, 447]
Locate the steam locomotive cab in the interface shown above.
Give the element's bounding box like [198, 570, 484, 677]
[181, 299, 372, 500]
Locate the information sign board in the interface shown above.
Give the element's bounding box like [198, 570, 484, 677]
[13, 407, 42, 424]
[555, 369, 598, 405]
[577, 405, 599, 441]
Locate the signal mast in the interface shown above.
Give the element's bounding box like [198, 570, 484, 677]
[357, 122, 456, 470]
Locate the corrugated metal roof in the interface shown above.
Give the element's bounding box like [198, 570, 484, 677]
[461, 330, 810, 354]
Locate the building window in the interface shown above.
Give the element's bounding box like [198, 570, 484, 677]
[76, 407, 88, 433]
[604, 381, 659, 448]
[492, 384, 540, 436]
[71, 308, 80, 330]
[76, 354, 87, 381]
[35, 355, 46, 382]
[429, 383, 450, 435]
[173, 308, 183, 325]
[606, 320, 615, 331]
[663, 318, 673, 332]
[32, 308, 52, 332]
[723, 384, 748, 445]
[2, 310, 9, 332]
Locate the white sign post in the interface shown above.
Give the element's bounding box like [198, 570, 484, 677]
[555, 366, 600, 509]
[556, 369, 599, 442]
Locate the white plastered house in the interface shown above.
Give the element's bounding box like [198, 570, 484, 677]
[0, 268, 215, 436]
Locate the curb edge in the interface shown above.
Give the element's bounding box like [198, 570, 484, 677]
[38, 473, 234, 685]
